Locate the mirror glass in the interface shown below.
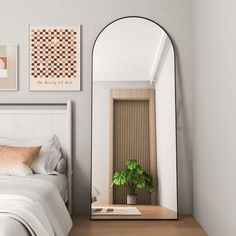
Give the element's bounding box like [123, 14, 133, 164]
[91, 17, 177, 220]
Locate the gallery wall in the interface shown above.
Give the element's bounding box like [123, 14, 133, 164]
[0, 0, 192, 214]
[192, 0, 236, 234]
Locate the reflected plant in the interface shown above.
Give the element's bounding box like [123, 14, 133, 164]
[112, 160, 154, 195]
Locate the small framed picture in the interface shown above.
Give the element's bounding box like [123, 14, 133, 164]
[0, 45, 18, 90]
[29, 25, 81, 91]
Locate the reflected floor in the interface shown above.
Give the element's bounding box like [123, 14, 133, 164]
[91, 204, 177, 220]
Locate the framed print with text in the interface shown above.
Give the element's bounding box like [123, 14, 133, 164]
[29, 25, 81, 91]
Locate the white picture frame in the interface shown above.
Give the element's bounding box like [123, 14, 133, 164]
[0, 44, 18, 91]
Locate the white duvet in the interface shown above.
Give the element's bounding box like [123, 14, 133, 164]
[0, 176, 72, 236]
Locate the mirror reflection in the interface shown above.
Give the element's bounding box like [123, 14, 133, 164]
[91, 17, 177, 220]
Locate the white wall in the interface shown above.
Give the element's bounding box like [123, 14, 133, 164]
[192, 0, 236, 234]
[155, 46, 177, 211]
[0, 0, 192, 214]
[92, 81, 154, 205]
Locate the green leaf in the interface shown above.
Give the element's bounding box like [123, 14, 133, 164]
[136, 165, 143, 175]
[136, 175, 145, 189]
[112, 169, 128, 186]
[143, 172, 152, 183]
[146, 185, 154, 193]
[127, 160, 138, 171]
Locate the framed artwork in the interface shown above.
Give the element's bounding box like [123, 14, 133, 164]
[0, 45, 18, 90]
[29, 25, 81, 91]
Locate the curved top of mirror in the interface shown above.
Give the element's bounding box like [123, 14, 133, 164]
[93, 17, 174, 83]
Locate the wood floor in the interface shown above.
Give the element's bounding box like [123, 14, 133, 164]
[91, 205, 177, 219]
[69, 215, 208, 236]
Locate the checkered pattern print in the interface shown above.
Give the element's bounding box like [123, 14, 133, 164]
[30, 27, 78, 79]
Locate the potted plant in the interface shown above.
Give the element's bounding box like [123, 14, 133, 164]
[112, 160, 154, 205]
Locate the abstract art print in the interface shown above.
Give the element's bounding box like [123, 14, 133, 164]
[0, 57, 8, 77]
[29, 25, 80, 91]
[0, 45, 18, 90]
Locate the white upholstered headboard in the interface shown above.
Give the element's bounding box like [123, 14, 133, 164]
[0, 100, 73, 214]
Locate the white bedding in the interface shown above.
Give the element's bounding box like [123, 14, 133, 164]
[0, 216, 30, 236]
[0, 175, 72, 236]
[26, 174, 68, 202]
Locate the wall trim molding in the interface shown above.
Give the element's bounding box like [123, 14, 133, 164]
[150, 32, 171, 85]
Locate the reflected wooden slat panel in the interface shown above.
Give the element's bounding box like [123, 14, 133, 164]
[113, 100, 151, 204]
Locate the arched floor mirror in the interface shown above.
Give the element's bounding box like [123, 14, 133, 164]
[91, 16, 178, 220]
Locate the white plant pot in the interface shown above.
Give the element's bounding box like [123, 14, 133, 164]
[127, 193, 137, 205]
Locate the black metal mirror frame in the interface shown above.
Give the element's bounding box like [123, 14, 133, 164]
[90, 16, 178, 220]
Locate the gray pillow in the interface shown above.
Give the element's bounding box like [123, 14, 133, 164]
[55, 158, 67, 175]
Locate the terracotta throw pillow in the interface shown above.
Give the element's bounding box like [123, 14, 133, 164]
[0, 145, 41, 176]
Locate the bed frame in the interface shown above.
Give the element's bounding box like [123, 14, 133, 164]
[0, 100, 73, 214]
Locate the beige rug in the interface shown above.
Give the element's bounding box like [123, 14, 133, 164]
[92, 206, 142, 216]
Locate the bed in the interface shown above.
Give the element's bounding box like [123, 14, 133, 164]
[0, 174, 71, 236]
[0, 101, 73, 236]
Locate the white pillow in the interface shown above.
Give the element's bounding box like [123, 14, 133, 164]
[0, 135, 62, 175]
[55, 158, 67, 175]
[32, 147, 61, 174]
[32, 135, 62, 174]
